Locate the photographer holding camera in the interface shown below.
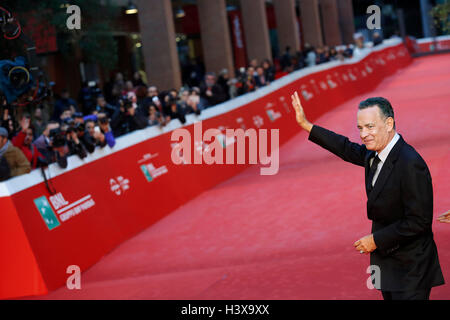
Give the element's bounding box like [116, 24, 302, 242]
[111, 98, 147, 137]
[97, 114, 115, 148]
[62, 118, 88, 159]
[52, 89, 78, 121]
[33, 121, 69, 169]
[74, 112, 115, 151]
[94, 95, 117, 118]
[84, 119, 107, 149]
[199, 72, 227, 109]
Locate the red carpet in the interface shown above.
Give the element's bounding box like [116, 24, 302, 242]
[32, 53, 450, 300]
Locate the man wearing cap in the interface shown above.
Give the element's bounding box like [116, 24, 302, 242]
[0, 127, 31, 180]
[291, 93, 444, 300]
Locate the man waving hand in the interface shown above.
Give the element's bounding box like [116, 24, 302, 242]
[291, 91, 444, 300]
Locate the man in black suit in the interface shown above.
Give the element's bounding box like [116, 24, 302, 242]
[291, 92, 444, 300]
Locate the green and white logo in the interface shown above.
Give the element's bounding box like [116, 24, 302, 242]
[140, 165, 153, 182]
[34, 196, 60, 230]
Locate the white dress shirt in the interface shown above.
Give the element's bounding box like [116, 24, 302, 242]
[370, 133, 400, 187]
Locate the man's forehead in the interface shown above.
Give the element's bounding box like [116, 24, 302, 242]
[357, 106, 382, 120]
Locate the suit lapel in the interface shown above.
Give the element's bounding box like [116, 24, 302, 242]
[367, 135, 405, 208]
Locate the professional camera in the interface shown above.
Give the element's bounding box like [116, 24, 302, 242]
[49, 128, 67, 148]
[122, 99, 133, 110]
[66, 121, 86, 135]
[0, 5, 20, 39]
[0, 6, 53, 108]
[0, 56, 33, 104]
[88, 81, 102, 96]
[75, 121, 85, 133]
[98, 116, 109, 125]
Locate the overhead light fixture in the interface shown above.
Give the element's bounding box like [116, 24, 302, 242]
[125, 1, 138, 14]
[175, 7, 185, 19]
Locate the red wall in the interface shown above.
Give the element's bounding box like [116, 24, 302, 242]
[0, 42, 412, 299]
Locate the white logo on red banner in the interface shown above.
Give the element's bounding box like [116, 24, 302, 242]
[110, 176, 130, 196]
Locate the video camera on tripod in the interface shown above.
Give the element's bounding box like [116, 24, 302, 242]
[0, 5, 53, 107]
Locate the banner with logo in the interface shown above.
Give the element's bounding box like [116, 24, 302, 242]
[228, 10, 248, 69]
[405, 35, 450, 54]
[0, 42, 411, 299]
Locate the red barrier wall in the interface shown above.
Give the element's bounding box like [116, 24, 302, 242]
[0, 41, 411, 299]
[406, 35, 450, 54]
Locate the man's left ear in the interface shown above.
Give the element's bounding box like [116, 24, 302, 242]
[386, 117, 394, 131]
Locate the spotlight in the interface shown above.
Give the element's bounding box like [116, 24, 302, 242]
[125, 1, 138, 15]
[175, 7, 185, 19]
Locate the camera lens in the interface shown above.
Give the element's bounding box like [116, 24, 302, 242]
[9, 66, 30, 88]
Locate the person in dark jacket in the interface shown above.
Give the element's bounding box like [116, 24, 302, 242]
[110, 99, 148, 137]
[291, 93, 444, 300]
[199, 72, 227, 108]
[53, 89, 78, 121]
[0, 126, 31, 178]
[33, 121, 69, 169]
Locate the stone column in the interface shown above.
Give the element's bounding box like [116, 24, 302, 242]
[336, 0, 356, 45]
[240, 0, 273, 63]
[299, 0, 323, 48]
[319, 0, 342, 47]
[420, 0, 435, 38]
[136, 0, 181, 89]
[273, 0, 300, 52]
[197, 0, 235, 77]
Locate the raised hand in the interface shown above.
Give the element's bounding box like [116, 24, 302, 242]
[291, 91, 313, 132]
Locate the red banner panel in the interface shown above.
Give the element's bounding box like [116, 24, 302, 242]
[228, 10, 248, 69]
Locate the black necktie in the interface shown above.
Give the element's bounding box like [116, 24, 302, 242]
[367, 155, 381, 193]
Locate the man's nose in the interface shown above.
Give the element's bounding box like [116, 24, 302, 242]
[360, 129, 369, 139]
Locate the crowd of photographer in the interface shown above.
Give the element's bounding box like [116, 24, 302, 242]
[0, 75, 206, 181]
[0, 33, 382, 182]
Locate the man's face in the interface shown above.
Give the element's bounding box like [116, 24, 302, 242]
[34, 108, 42, 120]
[60, 110, 72, 120]
[0, 136, 7, 149]
[205, 75, 215, 87]
[181, 91, 189, 102]
[97, 97, 106, 107]
[127, 92, 137, 103]
[357, 106, 394, 153]
[148, 87, 158, 97]
[125, 81, 133, 90]
[24, 128, 34, 146]
[86, 122, 95, 137]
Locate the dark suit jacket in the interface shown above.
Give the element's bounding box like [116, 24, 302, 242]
[309, 125, 444, 291]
